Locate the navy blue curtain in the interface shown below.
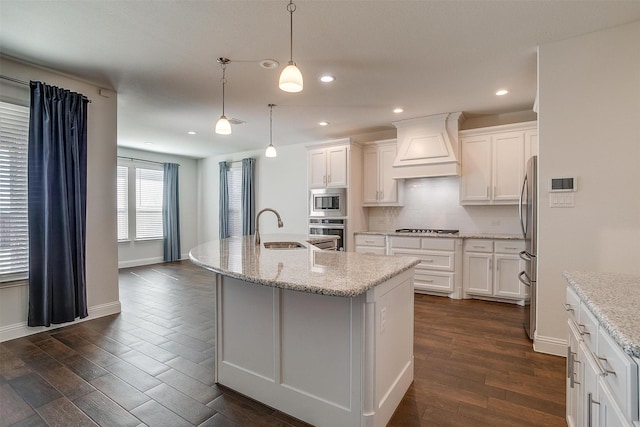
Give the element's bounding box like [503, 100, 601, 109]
[241, 158, 255, 235]
[219, 161, 229, 239]
[162, 163, 180, 261]
[27, 81, 89, 327]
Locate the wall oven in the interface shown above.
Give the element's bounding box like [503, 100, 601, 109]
[309, 218, 346, 251]
[309, 188, 346, 217]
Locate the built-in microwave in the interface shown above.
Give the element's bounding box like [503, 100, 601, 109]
[309, 188, 346, 217]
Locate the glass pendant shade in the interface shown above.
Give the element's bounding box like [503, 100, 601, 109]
[279, 62, 303, 93]
[265, 144, 277, 158]
[215, 115, 231, 135]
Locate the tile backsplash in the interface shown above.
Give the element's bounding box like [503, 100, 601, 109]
[367, 176, 522, 234]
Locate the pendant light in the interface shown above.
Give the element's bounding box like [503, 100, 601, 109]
[215, 57, 231, 135]
[279, 0, 303, 93]
[265, 104, 277, 158]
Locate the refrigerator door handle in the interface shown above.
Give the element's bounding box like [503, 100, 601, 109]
[519, 173, 528, 238]
[518, 271, 532, 287]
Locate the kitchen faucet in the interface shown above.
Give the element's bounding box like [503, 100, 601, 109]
[255, 208, 283, 245]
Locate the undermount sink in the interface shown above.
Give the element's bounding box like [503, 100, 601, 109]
[263, 241, 306, 249]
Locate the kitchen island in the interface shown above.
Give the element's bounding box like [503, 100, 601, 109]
[190, 234, 420, 427]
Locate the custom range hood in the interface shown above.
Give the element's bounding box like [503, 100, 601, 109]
[392, 112, 465, 179]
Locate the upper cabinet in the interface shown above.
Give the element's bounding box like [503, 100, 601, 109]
[460, 121, 537, 205]
[362, 139, 403, 206]
[308, 145, 348, 188]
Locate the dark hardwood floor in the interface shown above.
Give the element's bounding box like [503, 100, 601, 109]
[1, 261, 566, 426]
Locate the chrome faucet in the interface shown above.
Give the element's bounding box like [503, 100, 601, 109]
[255, 208, 283, 245]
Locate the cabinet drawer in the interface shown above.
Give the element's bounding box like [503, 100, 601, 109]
[390, 236, 421, 249]
[355, 246, 386, 255]
[597, 329, 639, 421]
[355, 234, 386, 247]
[391, 249, 455, 272]
[565, 287, 580, 324]
[465, 239, 493, 252]
[421, 238, 456, 251]
[494, 240, 525, 254]
[578, 304, 599, 353]
[414, 271, 454, 292]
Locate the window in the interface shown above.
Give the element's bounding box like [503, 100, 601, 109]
[0, 101, 30, 282]
[227, 166, 242, 237]
[116, 165, 129, 241]
[116, 163, 164, 242]
[135, 167, 164, 240]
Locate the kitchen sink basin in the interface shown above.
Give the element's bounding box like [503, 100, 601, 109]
[263, 241, 306, 249]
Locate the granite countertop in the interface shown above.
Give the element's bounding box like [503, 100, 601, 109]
[189, 234, 420, 298]
[355, 231, 523, 240]
[563, 271, 640, 358]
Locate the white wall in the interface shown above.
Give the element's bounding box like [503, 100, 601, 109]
[536, 21, 640, 355]
[117, 147, 198, 267]
[367, 177, 521, 234]
[0, 57, 120, 341]
[197, 144, 309, 246]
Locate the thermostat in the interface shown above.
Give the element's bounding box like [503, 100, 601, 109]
[549, 177, 577, 192]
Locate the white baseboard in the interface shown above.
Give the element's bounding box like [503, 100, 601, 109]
[534, 333, 566, 356]
[0, 300, 121, 343]
[118, 255, 189, 269]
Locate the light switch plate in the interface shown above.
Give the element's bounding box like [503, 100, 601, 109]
[549, 193, 575, 208]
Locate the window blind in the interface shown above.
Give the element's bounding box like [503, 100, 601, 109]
[135, 167, 164, 240]
[227, 166, 242, 237]
[116, 165, 129, 241]
[0, 101, 29, 282]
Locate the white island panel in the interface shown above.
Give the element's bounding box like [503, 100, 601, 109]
[220, 278, 275, 381]
[281, 291, 352, 409]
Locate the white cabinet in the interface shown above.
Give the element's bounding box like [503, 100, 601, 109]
[363, 140, 403, 206]
[355, 234, 386, 255]
[460, 122, 536, 205]
[308, 145, 348, 188]
[463, 239, 527, 304]
[389, 236, 462, 298]
[565, 287, 639, 427]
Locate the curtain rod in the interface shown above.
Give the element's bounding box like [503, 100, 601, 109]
[117, 156, 178, 166]
[0, 74, 93, 103]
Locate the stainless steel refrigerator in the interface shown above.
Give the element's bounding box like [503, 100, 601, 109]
[519, 155, 537, 340]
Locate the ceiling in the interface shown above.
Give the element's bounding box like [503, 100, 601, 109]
[2, 1, 640, 159]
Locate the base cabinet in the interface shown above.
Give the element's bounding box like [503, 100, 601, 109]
[565, 287, 639, 427]
[389, 236, 462, 298]
[355, 234, 386, 255]
[463, 239, 526, 304]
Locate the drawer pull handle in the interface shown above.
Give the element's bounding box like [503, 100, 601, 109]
[587, 392, 600, 427]
[472, 245, 485, 249]
[577, 324, 591, 336]
[595, 356, 616, 376]
[423, 279, 434, 283]
[422, 259, 434, 263]
[562, 303, 575, 312]
[504, 247, 518, 250]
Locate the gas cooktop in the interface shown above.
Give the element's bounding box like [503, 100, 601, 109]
[394, 228, 460, 234]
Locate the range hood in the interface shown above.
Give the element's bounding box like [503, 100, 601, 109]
[392, 112, 465, 179]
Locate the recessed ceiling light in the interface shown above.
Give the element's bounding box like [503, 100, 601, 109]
[496, 89, 509, 96]
[259, 59, 279, 69]
[319, 121, 329, 126]
[144, 141, 153, 145]
[393, 108, 404, 114]
[319, 75, 335, 83]
[187, 131, 196, 135]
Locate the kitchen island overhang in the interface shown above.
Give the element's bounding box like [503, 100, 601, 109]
[190, 234, 420, 427]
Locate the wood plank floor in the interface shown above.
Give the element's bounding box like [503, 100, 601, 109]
[1, 261, 566, 426]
